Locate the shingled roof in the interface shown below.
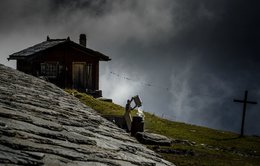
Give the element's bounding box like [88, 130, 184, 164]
[8, 37, 110, 61]
[0, 64, 174, 166]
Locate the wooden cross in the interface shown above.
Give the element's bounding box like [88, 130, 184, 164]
[234, 90, 257, 137]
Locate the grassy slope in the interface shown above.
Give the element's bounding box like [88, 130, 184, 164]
[66, 90, 260, 166]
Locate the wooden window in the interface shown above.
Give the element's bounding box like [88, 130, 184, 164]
[41, 62, 59, 78]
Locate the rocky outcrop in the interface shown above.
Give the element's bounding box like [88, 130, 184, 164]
[135, 132, 172, 146]
[0, 64, 174, 166]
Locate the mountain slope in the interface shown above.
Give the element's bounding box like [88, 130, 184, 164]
[0, 64, 174, 166]
[66, 90, 260, 166]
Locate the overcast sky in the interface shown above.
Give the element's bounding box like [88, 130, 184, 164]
[0, 0, 260, 135]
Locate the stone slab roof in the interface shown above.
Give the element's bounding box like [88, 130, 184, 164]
[9, 39, 66, 58]
[8, 38, 110, 61]
[0, 64, 174, 166]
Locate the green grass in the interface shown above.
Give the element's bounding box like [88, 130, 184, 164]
[66, 89, 260, 166]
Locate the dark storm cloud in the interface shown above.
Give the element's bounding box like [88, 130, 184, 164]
[164, 0, 260, 134]
[0, 0, 259, 135]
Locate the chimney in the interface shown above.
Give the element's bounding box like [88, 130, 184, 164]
[79, 34, 87, 47]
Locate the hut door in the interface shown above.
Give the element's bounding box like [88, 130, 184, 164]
[72, 62, 86, 90]
[86, 64, 93, 90]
